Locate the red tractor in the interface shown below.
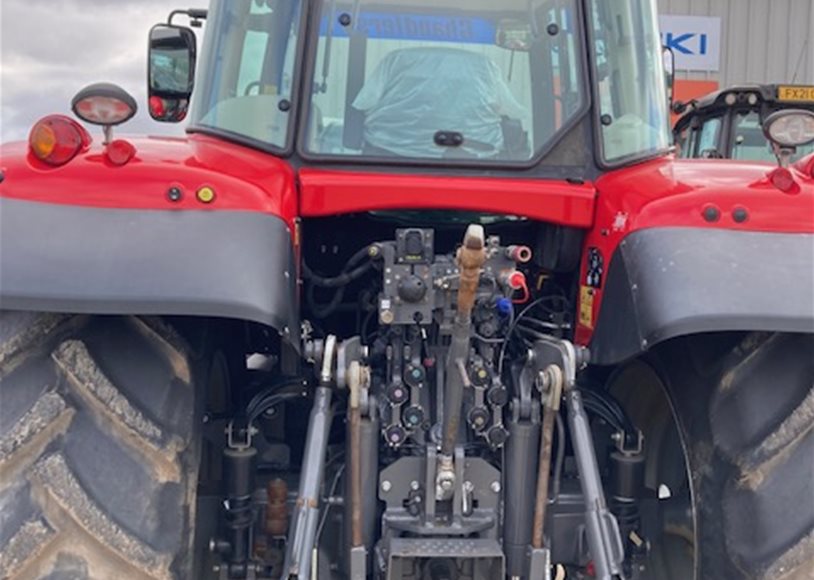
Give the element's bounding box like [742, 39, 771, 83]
[1, 1, 812, 579]
[673, 83, 814, 161]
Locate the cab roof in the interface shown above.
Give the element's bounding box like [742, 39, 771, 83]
[674, 83, 814, 132]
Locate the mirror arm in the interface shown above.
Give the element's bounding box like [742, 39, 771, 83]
[772, 143, 795, 168]
[168, 9, 208, 28]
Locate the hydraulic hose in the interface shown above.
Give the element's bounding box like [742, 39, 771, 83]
[303, 260, 373, 288]
[302, 244, 378, 288]
[303, 244, 381, 318]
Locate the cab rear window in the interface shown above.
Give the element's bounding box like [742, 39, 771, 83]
[303, 0, 586, 164]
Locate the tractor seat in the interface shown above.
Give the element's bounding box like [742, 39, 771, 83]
[352, 47, 526, 159]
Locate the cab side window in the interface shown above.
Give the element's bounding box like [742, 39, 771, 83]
[696, 116, 722, 157]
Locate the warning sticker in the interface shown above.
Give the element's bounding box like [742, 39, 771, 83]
[579, 286, 595, 329]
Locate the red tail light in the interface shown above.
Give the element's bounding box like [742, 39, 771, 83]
[28, 115, 91, 166]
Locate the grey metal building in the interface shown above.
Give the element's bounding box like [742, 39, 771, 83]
[658, 0, 814, 85]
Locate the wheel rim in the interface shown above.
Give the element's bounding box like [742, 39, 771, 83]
[608, 360, 696, 580]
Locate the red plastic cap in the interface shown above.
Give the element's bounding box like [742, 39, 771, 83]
[506, 271, 530, 304]
[508, 271, 526, 289]
[105, 139, 136, 166]
[28, 115, 91, 167]
[768, 167, 800, 195]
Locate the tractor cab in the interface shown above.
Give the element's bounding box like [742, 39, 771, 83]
[673, 84, 814, 162]
[149, 0, 671, 173]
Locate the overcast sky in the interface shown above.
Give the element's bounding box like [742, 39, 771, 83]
[1, 0, 196, 143]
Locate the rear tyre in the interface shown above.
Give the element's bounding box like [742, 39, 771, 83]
[613, 332, 814, 580]
[0, 313, 203, 580]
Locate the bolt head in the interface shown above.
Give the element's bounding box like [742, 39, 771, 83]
[381, 480, 392, 493]
[490, 481, 501, 493]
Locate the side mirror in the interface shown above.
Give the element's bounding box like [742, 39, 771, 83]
[662, 46, 676, 107]
[148, 24, 196, 123]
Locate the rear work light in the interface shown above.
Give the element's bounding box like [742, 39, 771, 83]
[28, 115, 91, 167]
[71, 83, 137, 127]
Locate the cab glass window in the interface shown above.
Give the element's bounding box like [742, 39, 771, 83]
[303, 0, 586, 163]
[696, 116, 722, 157]
[589, 0, 671, 162]
[674, 127, 693, 157]
[191, 0, 302, 149]
[732, 110, 814, 162]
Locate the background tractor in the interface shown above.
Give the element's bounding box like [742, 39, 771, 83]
[1, 1, 812, 579]
[673, 83, 814, 161]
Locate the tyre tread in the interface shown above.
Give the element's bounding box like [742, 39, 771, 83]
[28, 452, 170, 579]
[0, 518, 56, 578]
[0, 313, 198, 580]
[52, 339, 182, 482]
[702, 333, 814, 579]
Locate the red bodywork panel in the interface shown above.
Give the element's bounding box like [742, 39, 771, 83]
[0, 133, 299, 229]
[574, 155, 814, 345]
[298, 168, 596, 227]
[3, 134, 813, 348]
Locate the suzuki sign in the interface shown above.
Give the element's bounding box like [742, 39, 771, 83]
[659, 15, 721, 72]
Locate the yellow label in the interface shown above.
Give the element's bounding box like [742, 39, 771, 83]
[579, 286, 595, 329]
[777, 85, 814, 103]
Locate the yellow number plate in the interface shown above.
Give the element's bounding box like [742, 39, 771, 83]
[777, 85, 814, 103]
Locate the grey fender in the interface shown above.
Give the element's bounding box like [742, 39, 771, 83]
[589, 227, 814, 365]
[0, 198, 300, 348]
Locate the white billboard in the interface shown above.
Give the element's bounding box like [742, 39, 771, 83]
[659, 15, 722, 72]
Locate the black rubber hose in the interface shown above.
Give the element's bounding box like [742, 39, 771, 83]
[581, 396, 626, 433]
[302, 260, 373, 288]
[246, 379, 308, 418]
[303, 245, 379, 318]
[249, 392, 308, 423]
[306, 283, 342, 318]
[582, 389, 635, 434]
[302, 245, 376, 288]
